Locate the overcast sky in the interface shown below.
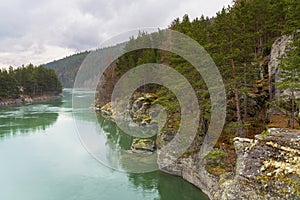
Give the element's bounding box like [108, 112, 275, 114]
[0, 0, 232, 68]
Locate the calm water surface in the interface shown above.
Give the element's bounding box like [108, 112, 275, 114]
[0, 89, 209, 200]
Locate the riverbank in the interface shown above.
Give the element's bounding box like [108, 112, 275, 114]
[0, 89, 210, 200]
[98, 97, 300, 199]
[0, 94, 62, 106]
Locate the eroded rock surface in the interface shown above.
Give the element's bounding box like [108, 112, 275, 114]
[268, 34, 300, 102]
[130, 138, 155, 154]
[159, 128, 300, 200]
[215, 128, 300, 200]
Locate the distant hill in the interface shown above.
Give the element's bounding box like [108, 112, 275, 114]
[44, 51, 90, 88]
[44, 42, 125, 88]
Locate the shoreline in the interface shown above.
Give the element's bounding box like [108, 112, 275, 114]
[0, 94, 62, 106]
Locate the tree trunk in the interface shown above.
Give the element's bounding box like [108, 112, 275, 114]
[243, 63, 248, 122]
[232, 58, 243, 136]
[291, 89, 295, 129]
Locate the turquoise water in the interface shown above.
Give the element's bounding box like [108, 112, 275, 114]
[0, 89, 208, 200]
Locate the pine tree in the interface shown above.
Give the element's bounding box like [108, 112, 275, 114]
[283, 0, 300, 35]
[0, 64, 62, 98]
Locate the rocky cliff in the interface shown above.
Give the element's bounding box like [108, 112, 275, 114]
[159, 34, 300, 200]
[268, 35, 293, 100]
[215, 128, 300, 199]
[97, 34, 300, 199]
[158, 128, 300, 200]
[268, 34, 300, 100]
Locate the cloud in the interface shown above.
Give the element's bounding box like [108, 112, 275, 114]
[0, 0, 232, 68]
[0, 44, 74, 68]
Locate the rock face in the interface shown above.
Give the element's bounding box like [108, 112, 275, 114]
[98, 93, 158, 126]
[160, 128, 300, 200]
[268, 35, 291, 100]
[268, 35, 293, 100]
[99, 102, 115, 116]
[159, 156, 220, 200]
[215, 128, 300, 200]
[130, 138, 155, 154]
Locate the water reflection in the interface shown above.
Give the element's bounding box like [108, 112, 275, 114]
[0, 99, 62, 138]
[128, 171, 159, 190]
[157, 172, 209, 200]
[97, 115, 132, 150]
[127, 171, 209, 200]
[62, 89, 209, 199]
[97, 114, 209, 199]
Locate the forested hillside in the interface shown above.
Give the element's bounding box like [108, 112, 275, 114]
[42, 0, 300, 134]
[104, 0, 300, 136]
[45, 51, 89, 88]
[0, 64, 62, 99]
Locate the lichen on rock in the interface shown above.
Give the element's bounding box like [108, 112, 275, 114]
[130, 138, 155, 154]
[216, 128, 300, 200]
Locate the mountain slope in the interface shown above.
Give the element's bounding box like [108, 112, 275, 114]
[44, 51, 90, 88]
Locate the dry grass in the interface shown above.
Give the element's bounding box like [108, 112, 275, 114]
[268, 114, 300, 129]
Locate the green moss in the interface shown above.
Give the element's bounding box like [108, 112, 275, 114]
[203, 150, 227, 167]
[260, 130, 270, 139]
[261, 130, 270, 135]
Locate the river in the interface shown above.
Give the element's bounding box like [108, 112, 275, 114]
[0, 88, 208, 200]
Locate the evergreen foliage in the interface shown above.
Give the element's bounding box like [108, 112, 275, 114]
[0, 64, 62, 98]
[115, 0, 300, 132]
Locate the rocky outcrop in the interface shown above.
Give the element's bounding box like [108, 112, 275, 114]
[214, 128, 300, 200]
[99, 93, 300, 199]
[98, 102, 115, 116]
[159, 156, 220, 200]
[97, 92, 158, 125]
[268, 35, 291, 100]
[159, 128, 300, 200]
[268, 35, 294, 100]
[130, 138, 155, 154]
[157, 34, 300, 199]
[98, 93, 159, 154]
[130, 94, 157, 126]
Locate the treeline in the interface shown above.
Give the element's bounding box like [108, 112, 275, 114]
[0, 64, 62, 98]
[114, 0, 300, 134]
